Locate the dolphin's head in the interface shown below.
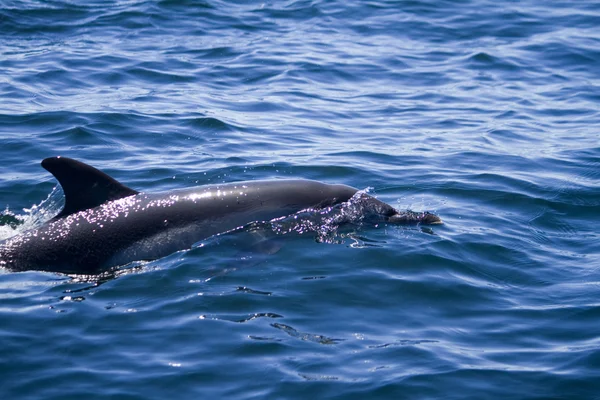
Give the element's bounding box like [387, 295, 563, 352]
[387, 210, 442, 225]
[356, 193, 442, 225]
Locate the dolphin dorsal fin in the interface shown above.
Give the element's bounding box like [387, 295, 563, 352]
[42, 157, 139, 220]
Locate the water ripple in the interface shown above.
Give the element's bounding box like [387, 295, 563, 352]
[1, 0, 600, 398]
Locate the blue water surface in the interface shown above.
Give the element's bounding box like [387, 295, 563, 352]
[1, 1, 599, 398]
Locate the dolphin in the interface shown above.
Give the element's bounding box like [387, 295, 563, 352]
[0, 157, 441, 274]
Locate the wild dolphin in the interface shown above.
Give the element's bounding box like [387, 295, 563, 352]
[0, 157, 441, 274]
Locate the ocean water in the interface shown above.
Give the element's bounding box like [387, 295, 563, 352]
[1, 0, 599, 398]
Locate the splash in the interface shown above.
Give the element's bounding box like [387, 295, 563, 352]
[266, 190, 400, 244]
[0, 186, 64, 241]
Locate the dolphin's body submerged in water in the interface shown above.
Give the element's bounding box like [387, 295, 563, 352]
[0, 157, 441, 274]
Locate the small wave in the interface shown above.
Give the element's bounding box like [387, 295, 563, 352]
[271, 322, 343, 345]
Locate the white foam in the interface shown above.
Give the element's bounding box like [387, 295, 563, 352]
[0, 187, 64, 241]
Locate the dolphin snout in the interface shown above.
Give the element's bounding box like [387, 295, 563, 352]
[387, 211, 442, 225]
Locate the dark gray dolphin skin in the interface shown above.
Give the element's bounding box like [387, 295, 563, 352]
[0, 157, 441, 274]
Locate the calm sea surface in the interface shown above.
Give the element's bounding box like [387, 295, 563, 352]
[1, 1, 599, 398]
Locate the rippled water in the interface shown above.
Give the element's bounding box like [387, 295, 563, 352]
[1, 1, 599, 398]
